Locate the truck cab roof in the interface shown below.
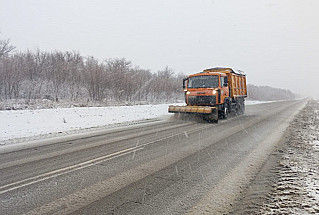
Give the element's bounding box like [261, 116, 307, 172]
[189, 71, 227, 78]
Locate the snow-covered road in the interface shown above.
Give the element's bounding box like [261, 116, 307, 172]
[0, 100, 308, 215]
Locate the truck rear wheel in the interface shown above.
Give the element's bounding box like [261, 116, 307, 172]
[236, 99, 245, 115]
[241, 103, 245, 114]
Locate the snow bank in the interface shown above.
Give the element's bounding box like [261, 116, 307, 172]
[0, 103, 183, 144]
[258, 100, 319, 214]
[0, 100, 274, 144]
[245, 100, 274, 105]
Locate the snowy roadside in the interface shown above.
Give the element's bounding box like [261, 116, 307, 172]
[0, 103, 183, 145]
[0, 100, 272, 146]
[259, 100, 319, 214]
[231, 100, 319, 214]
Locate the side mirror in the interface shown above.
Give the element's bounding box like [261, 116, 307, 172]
[223, 83, 228, 87]
[183, 78, 188, 89]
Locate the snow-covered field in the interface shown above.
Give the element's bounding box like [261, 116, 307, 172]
[0, 100, 269, 145]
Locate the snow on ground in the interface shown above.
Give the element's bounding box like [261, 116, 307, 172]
[0, 100, 270, 145]
[258, 100, 319, 214]
[245, 100, 274, 105]
[0, 103, 183, 144]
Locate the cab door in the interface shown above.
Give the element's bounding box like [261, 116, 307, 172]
[220, 75, 229, 104]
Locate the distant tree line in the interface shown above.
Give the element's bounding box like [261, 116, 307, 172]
[0, 36, 184, 104]
[247, 84, 295, 101]
[0, 35, 296, 107]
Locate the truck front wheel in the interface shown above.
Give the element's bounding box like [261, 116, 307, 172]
[220, 103, 229, 119]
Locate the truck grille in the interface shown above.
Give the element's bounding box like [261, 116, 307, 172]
[188, 96, 216, 106]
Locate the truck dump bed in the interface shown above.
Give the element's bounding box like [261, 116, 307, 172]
[203, 68, 247, 98]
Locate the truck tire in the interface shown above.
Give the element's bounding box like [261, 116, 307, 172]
[220, 102, 229, 119]
[241, 103, 245, 114]
[236, 99, 245, 115]
[204, 112, 218, 123]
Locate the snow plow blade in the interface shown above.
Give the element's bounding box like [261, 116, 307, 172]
[168, 105, 218, 122]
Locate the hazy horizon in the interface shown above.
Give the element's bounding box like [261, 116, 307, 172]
[1, 0, 318, 98]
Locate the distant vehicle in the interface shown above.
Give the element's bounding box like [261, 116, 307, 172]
[169, 67, 247, 122]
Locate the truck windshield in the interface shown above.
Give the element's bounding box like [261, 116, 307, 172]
[187, 75, 219, 88]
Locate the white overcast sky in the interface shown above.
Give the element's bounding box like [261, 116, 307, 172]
[0, 0, 318, 97]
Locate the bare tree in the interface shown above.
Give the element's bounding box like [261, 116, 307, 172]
[84, 56, 108, 101]
[0, 38, 15, 58]
[105, 58, 132, 101]
[64, 51, 84, 101]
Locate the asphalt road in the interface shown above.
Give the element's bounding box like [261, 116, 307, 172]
[0, 100, 307, 215]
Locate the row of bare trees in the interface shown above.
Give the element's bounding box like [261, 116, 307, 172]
[247, 84, 295, 101]
[0, 37, 184, 104]
[1, 36, 296, 105]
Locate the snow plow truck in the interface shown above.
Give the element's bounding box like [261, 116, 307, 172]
[168, 67, 247, 123]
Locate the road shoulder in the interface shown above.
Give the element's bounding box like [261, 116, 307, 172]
[230, 100, 319, 214]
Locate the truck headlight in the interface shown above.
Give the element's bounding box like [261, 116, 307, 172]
[186, 91, 191, 95]
[213, 90, 217, 95]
